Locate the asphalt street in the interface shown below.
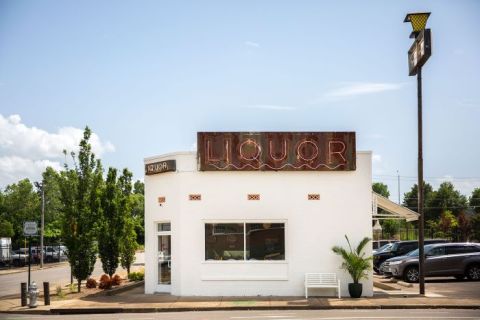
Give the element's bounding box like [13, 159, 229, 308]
[0, 252, 144, 298]
[1, 309, 480, 320]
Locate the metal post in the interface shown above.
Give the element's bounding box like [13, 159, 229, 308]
[43, 282, 50, 305]
[417, 67, 425, 295]
[397, 170, 401, 204]
[28, 238, 31, 290]
[40, 183, 45, 268]
[21, 282, 27, 306]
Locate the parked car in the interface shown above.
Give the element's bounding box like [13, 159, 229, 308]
[11, 250, 29, 266]
[373, 239, 449, 273]
[382, 243, 480, 282]
[372, 240, 398, 251]
[44, 246, 67, 262]
[373, 243, 395, 254]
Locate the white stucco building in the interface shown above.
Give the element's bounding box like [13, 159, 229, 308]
[144, 132, 374, 297]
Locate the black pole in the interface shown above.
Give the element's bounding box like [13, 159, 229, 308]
[28, 237, 31, 290]
[21, 282, 27, 306]
[43, 282, 50, 305]
[417, 67, 425, 295]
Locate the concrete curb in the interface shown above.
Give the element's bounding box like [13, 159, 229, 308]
[373, 281, 400, 291]
[46, 304, 480, 314]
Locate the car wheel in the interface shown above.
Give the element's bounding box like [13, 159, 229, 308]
[403, 266, 419, 283]
[454, 275, 465, 280]
[466, 264, 480, 281]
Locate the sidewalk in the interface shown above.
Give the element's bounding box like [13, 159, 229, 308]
[1, 283, 479, 315]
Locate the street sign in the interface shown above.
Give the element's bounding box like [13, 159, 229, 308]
[23, 221, 38, 236]
[408, 29, 432, 76]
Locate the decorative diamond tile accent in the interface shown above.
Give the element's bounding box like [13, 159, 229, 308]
[308, 194, 320, 200]
[189, 194, 202, 201]
[158, 196, 166, 204]
[248, 194, 260, 200]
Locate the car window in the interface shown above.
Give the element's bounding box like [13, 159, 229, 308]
[427, 246, 445, 256]
[445, 246, 466, 255]
[398, 244, 416, 254]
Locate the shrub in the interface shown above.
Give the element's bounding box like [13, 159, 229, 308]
[99, 274, 112, 290]
[68, 283, 77, 293]
[86, 278, 97, 289]
[56, 285, 65, 299]
[111, 274, 122, 286]
[128, 271, 144, 281]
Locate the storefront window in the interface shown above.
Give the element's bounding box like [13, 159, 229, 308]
[246, 223, 285, 260]
[204, 222, 286, 261]
[205, 224, 244, 260]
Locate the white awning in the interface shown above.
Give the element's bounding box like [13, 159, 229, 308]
[372, 192, 419, 222]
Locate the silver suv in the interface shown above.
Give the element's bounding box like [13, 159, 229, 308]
[384, 243, 480, 282]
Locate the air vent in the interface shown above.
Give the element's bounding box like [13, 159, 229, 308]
[248, 194, 260, 201]
[158, 196, 166, 204]
[308, 194, 320, 200]
[189, 194, 202, 201]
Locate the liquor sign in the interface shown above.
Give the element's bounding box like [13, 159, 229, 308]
[23, 221, 38, 236]
[408, 29, 431, 76]
[198, 132, 356, 171]
[145, 160, 176, 175]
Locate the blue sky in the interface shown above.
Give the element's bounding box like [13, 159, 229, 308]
[1, 0, 479, 200]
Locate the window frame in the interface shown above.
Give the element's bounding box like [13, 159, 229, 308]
[203, 219, 287, 264]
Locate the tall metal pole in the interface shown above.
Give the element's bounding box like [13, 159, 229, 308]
[40, 183, 45, 268]
[417, 67, 425, 295]
[28, 237, 31, 289]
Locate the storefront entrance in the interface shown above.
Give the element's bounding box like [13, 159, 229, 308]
[157, 222, 171, 292]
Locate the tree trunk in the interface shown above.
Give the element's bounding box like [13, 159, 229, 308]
[77, 279, 81, 293]
[127, 266, 130, 275]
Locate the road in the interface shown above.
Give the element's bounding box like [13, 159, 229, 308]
[0, 252, 144, 298]
[1, 309, 480, 320]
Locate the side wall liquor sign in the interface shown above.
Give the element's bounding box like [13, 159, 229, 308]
[198, 132, 356, 171]
[145, 160, 176, 175]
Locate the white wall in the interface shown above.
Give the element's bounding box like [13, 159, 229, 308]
[145, 151, 373, 297]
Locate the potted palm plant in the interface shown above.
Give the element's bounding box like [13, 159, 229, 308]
[332, 235, 372, 298]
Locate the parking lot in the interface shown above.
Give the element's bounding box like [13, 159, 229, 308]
[376, 275, 480, 299]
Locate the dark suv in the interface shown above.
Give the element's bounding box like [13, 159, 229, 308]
[373, 239, 448, 273]
[383, 243, 480, 282]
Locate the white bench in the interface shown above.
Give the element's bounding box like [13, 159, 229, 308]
[305, 273, 341, 298]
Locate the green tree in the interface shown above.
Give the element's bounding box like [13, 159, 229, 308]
[119, 169, 137, 274]
[471, 213, 480, 241]
[456, 211, 471, 241]
[372, 182, 390, 198]
[59, 127, 103, 292]
[2, 179, 40, 246]
[403, 182, 435, 222]
[430, 182, 467, 218]
[39, 167, 63, 241]
[131, 180, 144, 245]
[437, 210, 458, 237]
[0, 220, 14, 237]
[98, 168, 122, 277]
[470, 188, 480, 214]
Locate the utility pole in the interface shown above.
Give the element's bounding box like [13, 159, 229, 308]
[40, 182, 45, 268]
[417, 66, 425, 295]
[35, 181, 45, 268]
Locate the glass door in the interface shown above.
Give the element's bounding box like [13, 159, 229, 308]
[157, 223, 171, 292]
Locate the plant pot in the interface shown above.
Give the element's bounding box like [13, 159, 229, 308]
[348, 283, 362, 298]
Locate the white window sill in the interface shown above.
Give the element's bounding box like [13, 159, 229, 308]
[202, 260, 288, 264]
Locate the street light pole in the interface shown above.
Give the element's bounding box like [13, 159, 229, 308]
[404, 12, 431, 295]
[40, 182, 45, 268]
[417, 67, 425, 295]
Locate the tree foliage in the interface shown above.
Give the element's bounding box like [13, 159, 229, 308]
[470, 188, 480, 214]
[0, 220, 14, 238]
[59, 127, 102, 292]
[372, 182, 390, 198]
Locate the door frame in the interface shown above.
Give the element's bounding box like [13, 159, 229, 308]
[156, 221, 172, 293]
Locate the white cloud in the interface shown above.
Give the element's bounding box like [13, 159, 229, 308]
[244, 41, 260, 48]
[0, 114, 115, 187]
[324, 82, 405, 99]
[244, 104, 295, 111]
